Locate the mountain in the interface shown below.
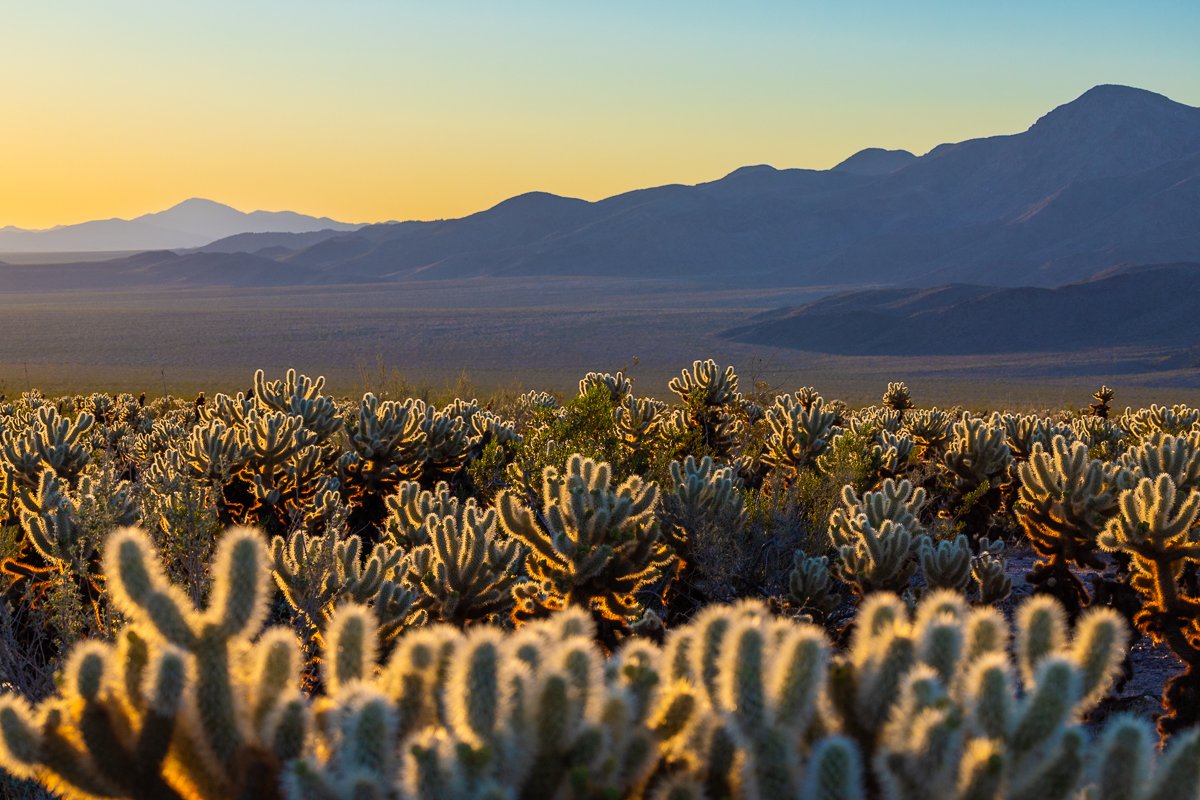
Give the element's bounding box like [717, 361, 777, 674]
[8, 85, 1200, 288]
[832, 148, 916, 175]
[198, 84, 1199, 288]
[0, 199, 360, 252]
[721, 263, 1200, 355]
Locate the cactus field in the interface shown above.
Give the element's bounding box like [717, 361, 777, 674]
[3, 364, 1200, 799]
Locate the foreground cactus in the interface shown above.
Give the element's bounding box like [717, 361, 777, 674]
[0, 525, 1183, 800]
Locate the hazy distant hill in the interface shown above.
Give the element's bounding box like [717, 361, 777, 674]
[0, 198, 360, 252]
[196, 84, 1196, 288]
[722, 263, 1200, 355]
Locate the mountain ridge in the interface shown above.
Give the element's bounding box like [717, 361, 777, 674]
[6, 84, 1199, 290]
[0, 199, 361, 252]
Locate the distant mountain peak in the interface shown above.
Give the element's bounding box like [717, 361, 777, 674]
[486, 191, 586, 213]
[1031, 84, 1196, 133]
[168, 197, 236, 211]
[832, 148, 917, 176]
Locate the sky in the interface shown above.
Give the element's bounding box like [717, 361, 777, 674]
[1, 1, 1198, 229]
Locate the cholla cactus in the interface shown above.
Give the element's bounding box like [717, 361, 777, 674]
[786, 550, 840, 619]
[0, 527, 304, 798]
[384, 480, 475, 547]
[943, 417, 1012, 492]
[664, 455, 746, 540]
[661, 456, 747, 613]
[659, 405, 743, 461]
[400, 501, 522, 626]
[416, 399, 473, 483]
[904, 408, 955, 460]
[1121, 432, 1200, 493]
[1098, 474, 1200, 733]
[829, 480, 927, 596]
[179, 417, 252, 484]
[793, 386, 823, 411]
[1090, 385, 1115, 419]
[0, 405, 95, 488]
[271, 528, 417, 645]
[0, 533, 1169, 800]
[882, 381, 915, 416]
[1072, 415, 1126, 457]
[497, 454, 671, 624]
[518, 389, 559, 411]
[971, 537, 1012, 605]
[1016, 435, 1124, 614]
[919, 534, 973, 592]
[941, 416, 1013, 534]
[762, 395, 838, 480]
[669, 359, 738, 408]
[1122, 403, 1200, 443]
[579, 370, 633, 404]
[991, 412, 1063, 463]
[831, 477, 928, 536]
[253, 368, 342, 444]
[339, 393, 425, 506]
[614, 395, 667, 456]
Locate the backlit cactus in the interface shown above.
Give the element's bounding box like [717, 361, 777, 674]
[498, 453, 671, 624]
[829, 479, 927, 596]
[882, 381, 915, 416]
[399, 499, 522, 626]
[0, 526, 303, 798]
[580, 370, 634, 404]
[1016, 435, 1124, 614]
[1098, 473, 1200, 734]
[762, 394, 838, 480]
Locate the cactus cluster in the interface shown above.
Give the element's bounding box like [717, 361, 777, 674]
[5, 370, 1200, 798]
[0, 539, 1165, 800]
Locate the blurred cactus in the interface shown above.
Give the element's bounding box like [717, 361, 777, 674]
[0, 526, 301, 798]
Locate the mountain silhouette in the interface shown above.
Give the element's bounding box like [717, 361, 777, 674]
[7, 85, 1199, 289]
[186, 84, 1194, 288]
[0, 199, 360, 252]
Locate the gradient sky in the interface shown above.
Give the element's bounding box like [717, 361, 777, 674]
[2, 1, 1198, 228]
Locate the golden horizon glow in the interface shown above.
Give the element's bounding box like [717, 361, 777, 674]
[1, 2, 1197, 230]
